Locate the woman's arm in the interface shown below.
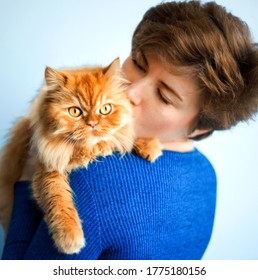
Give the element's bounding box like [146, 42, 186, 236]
[1, 181, 42, 259]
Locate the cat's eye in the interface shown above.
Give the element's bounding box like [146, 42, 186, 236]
[68, 107, 82, 117]
[99, 104, 113, 115]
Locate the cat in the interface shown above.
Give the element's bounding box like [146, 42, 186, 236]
[0, 58, 162, 254]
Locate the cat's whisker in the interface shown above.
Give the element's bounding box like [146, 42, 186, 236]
[105, 130, 135, 153]
[112, 132, 134, 146]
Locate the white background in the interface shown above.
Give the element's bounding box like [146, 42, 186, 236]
[0, 0, 257, 259]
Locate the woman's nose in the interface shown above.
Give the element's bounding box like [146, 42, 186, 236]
[126, 80, 147, 106]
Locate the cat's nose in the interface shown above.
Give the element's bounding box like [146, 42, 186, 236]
[87, 120, 98, 128]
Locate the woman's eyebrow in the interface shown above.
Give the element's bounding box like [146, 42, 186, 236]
[139, 51, 148, 68]
[160, 81, 183, 102]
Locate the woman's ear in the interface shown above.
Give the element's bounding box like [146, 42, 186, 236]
[188, 128, 211, 139]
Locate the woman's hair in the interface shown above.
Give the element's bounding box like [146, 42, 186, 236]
[132, 1, 258, 140]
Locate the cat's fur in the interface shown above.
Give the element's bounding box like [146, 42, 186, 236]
[0, 58, 162, 254]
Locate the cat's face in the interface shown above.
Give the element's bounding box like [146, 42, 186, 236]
[39, 59, 132, 146]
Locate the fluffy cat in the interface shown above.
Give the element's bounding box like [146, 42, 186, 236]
[0, 58, 162, 254]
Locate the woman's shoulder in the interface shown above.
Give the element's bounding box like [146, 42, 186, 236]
[69, 148, 216, 188]
[70, 150, 195, 178]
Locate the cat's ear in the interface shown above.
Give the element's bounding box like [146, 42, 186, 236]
[103, 58, 120, 78]
[45, 66, 68, 87]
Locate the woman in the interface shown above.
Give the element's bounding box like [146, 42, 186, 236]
[2, 1, 258, 259]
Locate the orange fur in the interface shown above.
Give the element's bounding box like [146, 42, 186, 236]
[0, 58, 162, 254]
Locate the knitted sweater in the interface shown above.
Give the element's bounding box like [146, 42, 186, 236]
[2, 149, 216, 260]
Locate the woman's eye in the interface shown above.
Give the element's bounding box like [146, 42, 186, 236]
[157, 90, 171, 105]
[99, 104, 113, 115]
[68, 107, 82, 117]
[132, 59, 146, 72]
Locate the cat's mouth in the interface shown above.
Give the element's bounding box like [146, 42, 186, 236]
[88, 127, 100, 137]
[86, 128, 105, 140]
[86, 129, 112, 145]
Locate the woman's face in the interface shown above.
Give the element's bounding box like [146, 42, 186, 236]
[122, 53, 201, 147]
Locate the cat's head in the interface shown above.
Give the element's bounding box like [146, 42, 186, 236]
[33, 58, 133, 149]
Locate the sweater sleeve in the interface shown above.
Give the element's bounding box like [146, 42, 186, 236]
[1, 181, 42, 260]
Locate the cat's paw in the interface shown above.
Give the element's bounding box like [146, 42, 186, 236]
[53, 229, 85, 254]
[50, 215, 86, 254]
[134, 137, 163, 162]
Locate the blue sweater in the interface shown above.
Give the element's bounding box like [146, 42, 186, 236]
[2, 149, 216, 260]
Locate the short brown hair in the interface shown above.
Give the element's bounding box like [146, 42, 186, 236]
[132, 1, 258, 140]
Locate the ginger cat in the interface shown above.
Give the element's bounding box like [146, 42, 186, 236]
[0, 58, 162, 254]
